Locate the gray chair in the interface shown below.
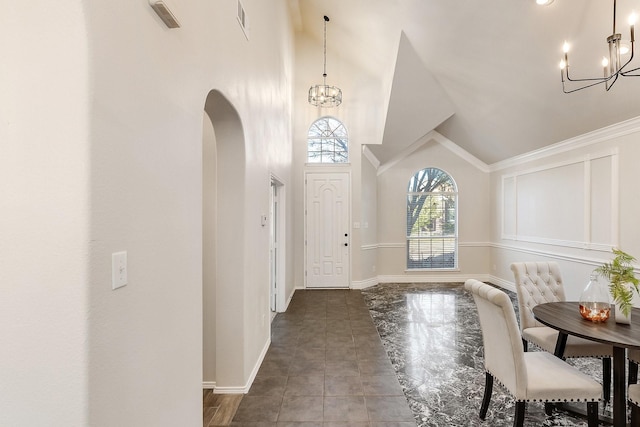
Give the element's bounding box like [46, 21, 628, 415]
[510, 262, 613, 401]
[465, 279, 601, 427]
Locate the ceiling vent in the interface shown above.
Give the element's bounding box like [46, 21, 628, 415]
[149, 0, 180, 28]
[237, 0, 249, 39]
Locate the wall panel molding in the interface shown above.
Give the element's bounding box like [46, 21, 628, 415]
[501, 150, 618, 250]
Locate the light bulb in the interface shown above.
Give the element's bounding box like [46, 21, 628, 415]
[629, 12, 638, 26]
[620, 43, 630, 55]
[559, 59, 567, 69]
[536, 0, 553, 5]
[563, 41, 570, 53]
[602, 57, 609, 67]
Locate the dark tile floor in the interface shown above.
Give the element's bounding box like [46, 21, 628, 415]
[232, 284, 607, 426]
[231, 289, 415, 426]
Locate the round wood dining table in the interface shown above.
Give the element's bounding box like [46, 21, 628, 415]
[533, 302, 640, 427]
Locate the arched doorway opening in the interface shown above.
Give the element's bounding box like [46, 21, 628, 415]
[202, 90, 246, 391]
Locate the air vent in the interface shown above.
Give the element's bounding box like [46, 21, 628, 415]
[237, 0, 249, 39]
[149, 0, 180, 28]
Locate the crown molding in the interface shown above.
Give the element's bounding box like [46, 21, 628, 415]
[362, 146, 380, 169]
[376, 130, 490, 175]
[490, 115, 640, 172]
[430, 132, 490, 173]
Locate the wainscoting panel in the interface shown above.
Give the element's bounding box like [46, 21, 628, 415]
[501, 150, 618, 251]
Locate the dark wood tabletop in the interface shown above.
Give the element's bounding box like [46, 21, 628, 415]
[532, 302, 640, 350]
[533, 301, 640, 426]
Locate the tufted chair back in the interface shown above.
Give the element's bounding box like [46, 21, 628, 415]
[465, 279, 527, 398]
[510, 262, 566, 332]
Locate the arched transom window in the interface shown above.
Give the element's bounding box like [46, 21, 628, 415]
[406, 167, 458, 269]
[307, 116, 348, 163]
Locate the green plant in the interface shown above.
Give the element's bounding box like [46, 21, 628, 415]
[594, 248, 640, 317]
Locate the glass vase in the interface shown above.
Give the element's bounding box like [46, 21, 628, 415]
[579, 273, 611, 322]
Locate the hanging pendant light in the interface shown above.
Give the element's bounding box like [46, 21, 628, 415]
[559, 0, 640, 93]
[308, 15, 342, 107]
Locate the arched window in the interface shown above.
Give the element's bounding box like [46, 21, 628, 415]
[406, 168, 458, 269]
[307, 116, 348, 163]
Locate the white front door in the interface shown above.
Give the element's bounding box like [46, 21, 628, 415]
[305, 172, 350, 288]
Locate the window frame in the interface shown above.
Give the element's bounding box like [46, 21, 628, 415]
[406, 167, 458, 271]
[306, 116, 349, 164]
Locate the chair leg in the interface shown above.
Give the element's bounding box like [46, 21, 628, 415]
[632, 400, 640, 426]
[479, 372, 493, 420]
[586, 402, 598, 427]
[602, 357, 611, 402]
[630, 360, 639, 385]
[513, 401, 525, 427]
[522, 338, 528, 352]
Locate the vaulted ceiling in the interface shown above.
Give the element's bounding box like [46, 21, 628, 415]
[292, 0, 640, 165]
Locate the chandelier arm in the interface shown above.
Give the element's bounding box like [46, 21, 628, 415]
[562, 78, 609, 94]
[605, 73, 620, 90]
[619, 66, 640, 75]
[620, 47, 639, 75]
[565, 66, 609, 83]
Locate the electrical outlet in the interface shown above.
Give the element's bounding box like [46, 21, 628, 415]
[112, 251, 128, 290]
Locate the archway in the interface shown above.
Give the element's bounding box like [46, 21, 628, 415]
[202, 90, 246, 391]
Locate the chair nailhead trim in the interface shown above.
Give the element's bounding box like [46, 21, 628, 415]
[487, 370, 599, 403]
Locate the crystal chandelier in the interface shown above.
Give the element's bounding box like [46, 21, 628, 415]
[308, 16, 342, 107]
[559, 0, 640, 93]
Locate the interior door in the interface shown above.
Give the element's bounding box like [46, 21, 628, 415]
[305, 172, 350, 288]
[269, 180, 278, 311]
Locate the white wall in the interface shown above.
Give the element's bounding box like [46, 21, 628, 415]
[358, 153, 379, 285]
[2, 0, 294, 425]
[0, 2, 90, 425]
[376, 139, 491, 281]
[489, 118, 640, 300]
[202, 112, 217, 385]
[292, 31, 388, 288]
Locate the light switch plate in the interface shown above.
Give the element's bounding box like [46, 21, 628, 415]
[112, 251, 128, 290]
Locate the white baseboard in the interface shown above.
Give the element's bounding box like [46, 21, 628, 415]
[284, 288, 295, 311]
[211, 385, 246, 394]
[376, 273, 492, 284]
[242, 337, 271, 393]
[351, 277, 379, 289]
[205, 337, 271, 394]
[487, 274, 516, 293]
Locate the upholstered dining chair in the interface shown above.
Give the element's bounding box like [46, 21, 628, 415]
[510, 262, 613, 401]
[465, 279, 601, 427]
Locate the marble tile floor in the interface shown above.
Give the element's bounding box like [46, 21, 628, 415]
[362, 283, 609, 427]
[230, 284, 611, 427]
